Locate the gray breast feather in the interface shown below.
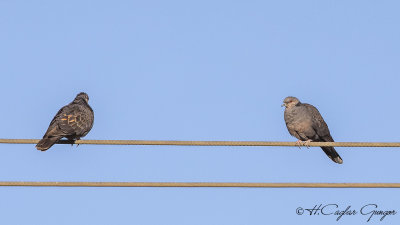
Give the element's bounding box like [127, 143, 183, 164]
[284, 103, 332, 142]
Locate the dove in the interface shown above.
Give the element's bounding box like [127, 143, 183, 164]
[36, 92, 94, 151]
[282, 96, 343, 164]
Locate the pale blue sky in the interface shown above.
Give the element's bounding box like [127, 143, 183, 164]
[0, 0, 399, 224]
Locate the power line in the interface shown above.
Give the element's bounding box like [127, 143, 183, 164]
[0, 181, 399, 188]
[0, 139, 400, 147]
[1, 139, 398, 189]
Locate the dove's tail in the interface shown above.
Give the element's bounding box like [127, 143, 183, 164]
[321, 147, 343, 164]
[36, 137, 61, 151]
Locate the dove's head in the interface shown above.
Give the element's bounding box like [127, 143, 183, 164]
[282, 96, 300, 109]
[74, 92, 90, 103]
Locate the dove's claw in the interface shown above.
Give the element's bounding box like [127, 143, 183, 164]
[295, 140, 303, 149]
[303, 140, 311, 149]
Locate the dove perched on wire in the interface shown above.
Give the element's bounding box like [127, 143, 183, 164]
[36, 92, 94, 151]
[282, 96, 343, 164]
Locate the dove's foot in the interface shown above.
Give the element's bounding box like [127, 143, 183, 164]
[75, 138, 80, 148]
[303, 140, 311, 149]
[295, 140, 303, 149]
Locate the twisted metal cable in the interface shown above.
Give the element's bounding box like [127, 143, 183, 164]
[0, 139, 400, 147]
[0, 182, 399, 188]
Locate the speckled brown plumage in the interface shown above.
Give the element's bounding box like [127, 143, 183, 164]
[36, 92, 94, 151]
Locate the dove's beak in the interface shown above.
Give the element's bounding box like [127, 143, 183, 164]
[281, 103, 286, 107]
